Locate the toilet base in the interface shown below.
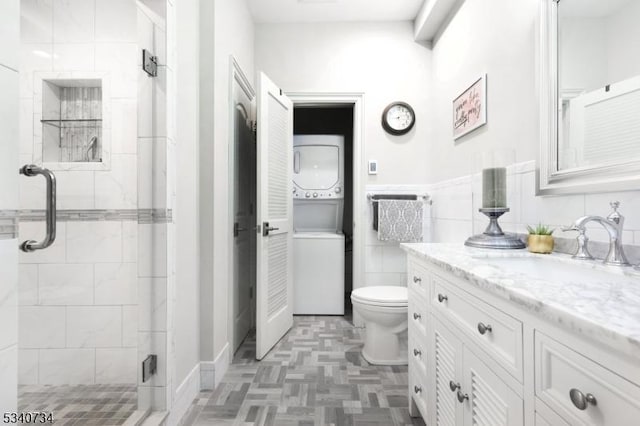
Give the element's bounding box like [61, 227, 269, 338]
[361, 322, 408, 366]
[361, 348, 408, 366]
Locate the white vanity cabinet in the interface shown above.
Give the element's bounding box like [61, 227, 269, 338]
[405, 251, 640, 426]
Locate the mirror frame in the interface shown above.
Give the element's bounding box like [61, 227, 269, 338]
[538, 0, 640, 195]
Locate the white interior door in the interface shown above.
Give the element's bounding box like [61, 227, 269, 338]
[255, 72, 294, 360]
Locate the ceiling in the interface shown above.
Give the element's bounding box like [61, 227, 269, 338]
[559, 0, 634, 18]
[247, 0, 425, 24]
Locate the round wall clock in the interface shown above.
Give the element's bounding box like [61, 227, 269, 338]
[381, 102, 415, 135]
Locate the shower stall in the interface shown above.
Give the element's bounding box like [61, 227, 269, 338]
[0, 0, 176, 422]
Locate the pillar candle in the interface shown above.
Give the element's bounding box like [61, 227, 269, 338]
[482, 167, 507, 208]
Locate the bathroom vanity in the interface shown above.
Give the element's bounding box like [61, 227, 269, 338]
[402, 243, 640, 426]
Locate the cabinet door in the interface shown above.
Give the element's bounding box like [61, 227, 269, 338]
[462, 347, 523, 426]
[432, 317, 464, 426]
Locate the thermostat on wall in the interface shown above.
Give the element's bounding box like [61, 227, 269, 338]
[368, 160, 378, 175]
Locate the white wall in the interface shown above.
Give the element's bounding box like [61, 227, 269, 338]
[255, 22, 432, 185]
[170, 0, 201, 420]
[427, 0, 640, 258]
[0, 0, 19, 411]
[428, 0, 539, 182]
[199, 0, 255, 376]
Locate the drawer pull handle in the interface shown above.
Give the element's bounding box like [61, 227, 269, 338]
[477, 322, 492, 335]
[413, 276, 422, 283]
[437, 294, 448, 303]
[413, 313, 422, 320]
[413, 348, 422, 357]
[414, 385, 422, 394]
[456, 390, 469, 403]
[449, 381, 460, 392]
[570, 388, 597, 410]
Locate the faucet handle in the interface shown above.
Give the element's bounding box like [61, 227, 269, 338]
[561, 225, 580, 232]
[572, 227, 594, 261]
[607, 201, 624, 226]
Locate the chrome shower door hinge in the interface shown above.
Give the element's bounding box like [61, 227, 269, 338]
[142, 354, 157, 382]
[142, 49, 158, 77]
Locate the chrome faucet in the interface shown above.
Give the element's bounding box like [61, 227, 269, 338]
[563, 202, 630, 266]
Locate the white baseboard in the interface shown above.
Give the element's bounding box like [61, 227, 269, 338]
[199, 342, 230, 390]
[166, 363, 200, 426]
[212, 343, 230, 389]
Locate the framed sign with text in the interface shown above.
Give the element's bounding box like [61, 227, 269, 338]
[453, 74, 487, 140]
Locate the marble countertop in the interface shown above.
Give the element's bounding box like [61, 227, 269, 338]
[401, 243, 640, 360]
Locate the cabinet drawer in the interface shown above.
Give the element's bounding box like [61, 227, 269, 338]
[408, 261, 430, 300]
[409, 364, 429, 420]
[535, 331, 640, 425]
[409, 335, 428, 378]
[431, 274, 523, 380]
[409, 293, 428, 338]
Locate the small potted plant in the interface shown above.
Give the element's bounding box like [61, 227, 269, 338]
[526, 224, 555, 254]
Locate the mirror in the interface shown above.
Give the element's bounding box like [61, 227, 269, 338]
[538, 0, 640, 194]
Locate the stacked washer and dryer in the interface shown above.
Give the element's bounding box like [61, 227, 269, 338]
[292, 135, 345, 315]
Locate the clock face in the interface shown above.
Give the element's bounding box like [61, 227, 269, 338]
[382, 102, 415, 135]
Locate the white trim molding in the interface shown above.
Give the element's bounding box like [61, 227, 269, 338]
[166, 364, 201, 426]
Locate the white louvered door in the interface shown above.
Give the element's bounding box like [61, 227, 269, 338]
[255, 72, 294, 360]
[462, 347, 523, 426]
[433, 318, 464, 426]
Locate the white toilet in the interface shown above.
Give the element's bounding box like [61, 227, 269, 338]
[351, 286, 408, 365]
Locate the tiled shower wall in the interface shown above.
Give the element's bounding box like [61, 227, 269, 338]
[429, 160, 640, 263]
[18, 0, 139, 385]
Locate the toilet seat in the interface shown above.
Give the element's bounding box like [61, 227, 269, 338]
[351, 286, 408, 308]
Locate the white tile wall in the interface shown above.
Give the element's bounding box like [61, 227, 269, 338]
[96, 348, 137, 383]
[38, 264, 94, 305]
[94, 154, 138, 209]
[38, 348, 95, 385]
[66, 306, 122, 348]
[19, 306, 65, 349]
[138, 278, 167, 332]
[95, 0, 137, 43]
[95, 263, 137, 305]
[66, 221, 123, 263]
[52, 0, 95, 43]
[18, 349, 38, 385]
[430, 160, 640, 256]
[20, 0, 53, 44]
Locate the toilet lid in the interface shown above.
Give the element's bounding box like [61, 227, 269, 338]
[351, 286, 408, 307]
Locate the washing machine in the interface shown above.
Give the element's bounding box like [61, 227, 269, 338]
[293, 135, 345, 315]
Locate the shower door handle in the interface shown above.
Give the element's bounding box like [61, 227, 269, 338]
[19, 164, 57, 252]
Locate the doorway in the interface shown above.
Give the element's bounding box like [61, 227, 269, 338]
[228, 88, 364, 360]
[293, 106, 354, 314]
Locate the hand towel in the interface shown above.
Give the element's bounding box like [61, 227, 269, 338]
[377, 199, 423, 243]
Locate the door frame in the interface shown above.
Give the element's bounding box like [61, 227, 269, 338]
[227, 56, 256, 354]
[286, 92, 365, 297]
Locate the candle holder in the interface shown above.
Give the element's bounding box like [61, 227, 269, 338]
[465, 207, 526, 249]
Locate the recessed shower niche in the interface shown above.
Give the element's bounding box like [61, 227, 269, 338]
[35, 73, 111, 170]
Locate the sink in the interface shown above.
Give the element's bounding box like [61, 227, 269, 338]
[481, 256, 634, 285]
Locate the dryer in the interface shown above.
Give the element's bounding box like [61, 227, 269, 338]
[292, 135, 345, 315]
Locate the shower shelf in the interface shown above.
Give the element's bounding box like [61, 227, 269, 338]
[41, 118, 102, 129]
